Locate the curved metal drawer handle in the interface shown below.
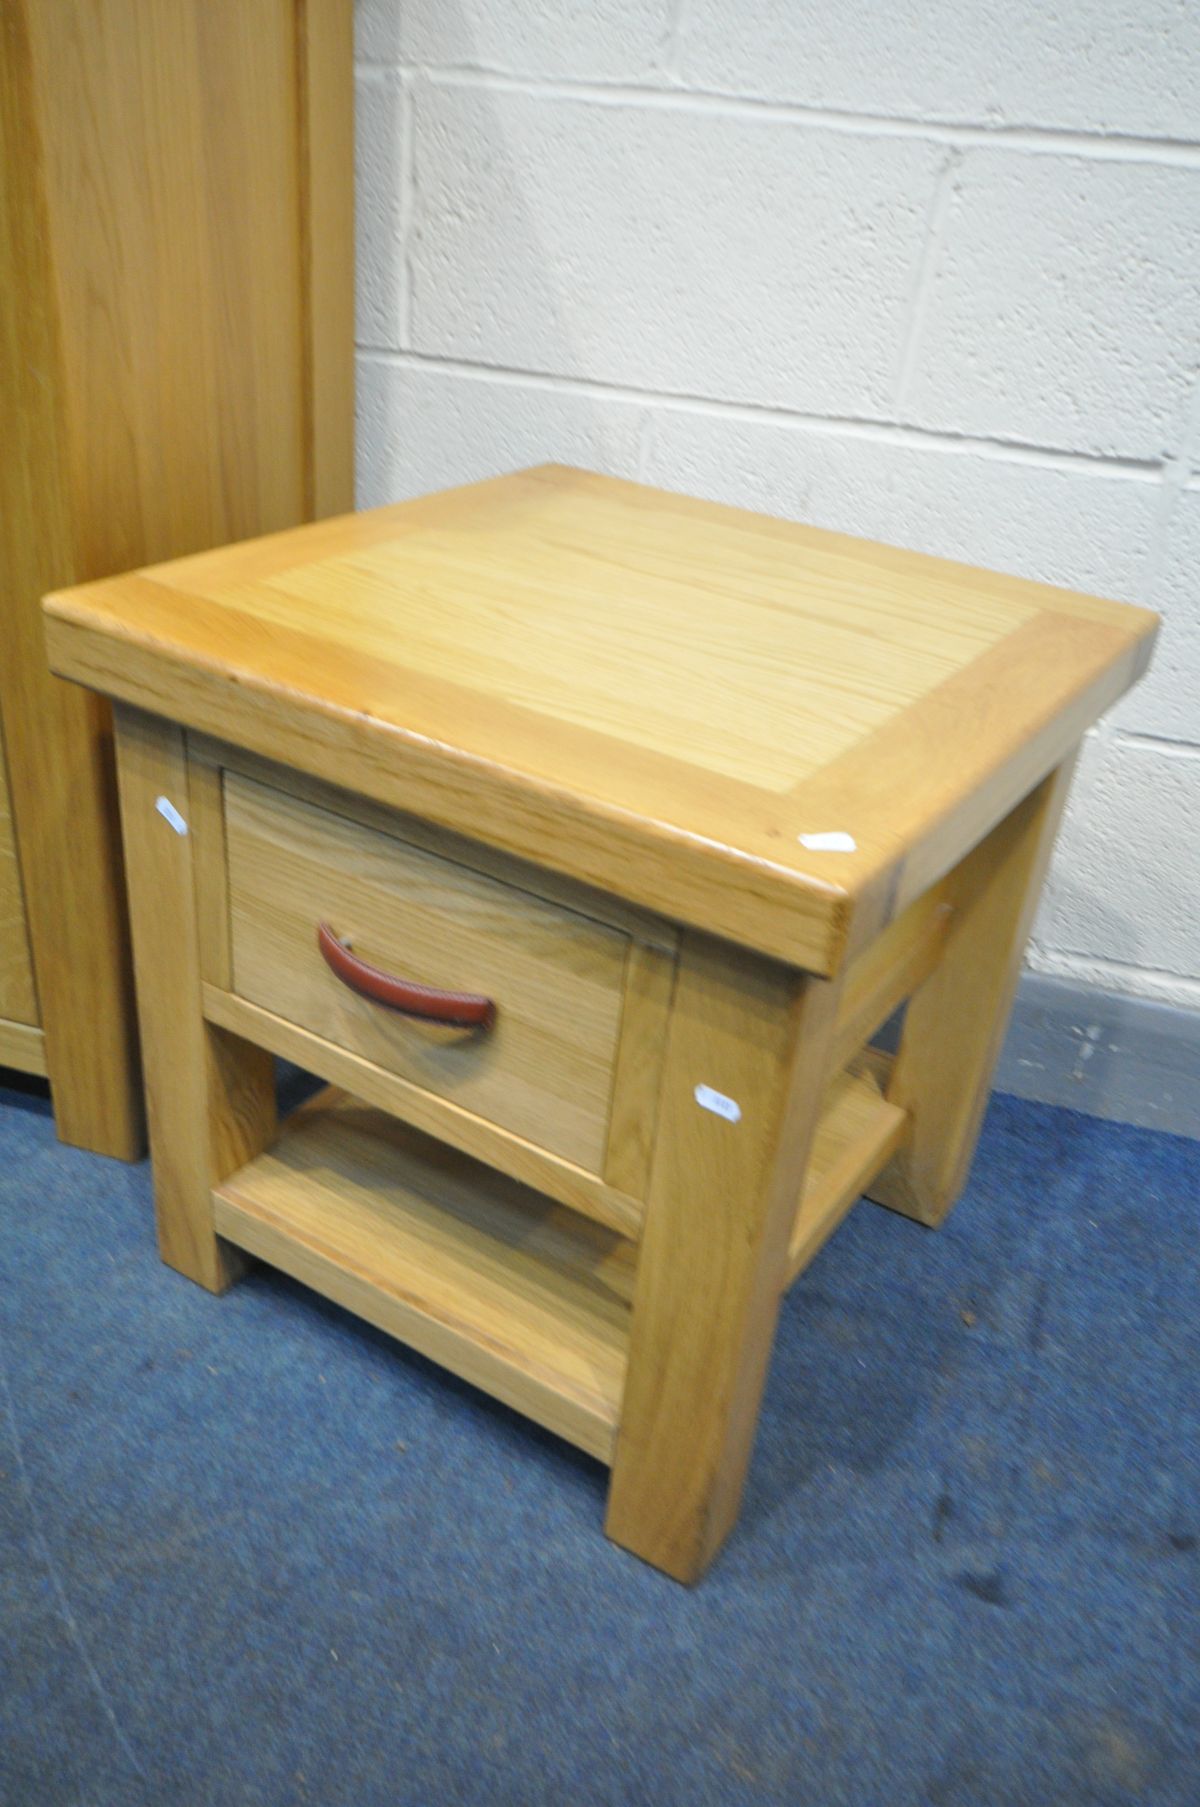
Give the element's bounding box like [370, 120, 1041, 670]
[316, 922, 497, 1031]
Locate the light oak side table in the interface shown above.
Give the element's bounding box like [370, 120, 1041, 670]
[44, 466, 1157, 1582]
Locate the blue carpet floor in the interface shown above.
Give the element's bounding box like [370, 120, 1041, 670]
[1, 1067, 1197, 1806]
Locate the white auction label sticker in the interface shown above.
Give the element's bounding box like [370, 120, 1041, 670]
[155, 795, 189, 835]
[798, 830, 857, 852]
[694, 1083, 742, 1123]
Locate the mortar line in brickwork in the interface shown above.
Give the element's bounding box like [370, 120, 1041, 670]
[356, 347, 1163, 481]
[354, 65, 1200, 168]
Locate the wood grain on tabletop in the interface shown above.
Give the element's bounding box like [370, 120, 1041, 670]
[44, 466, 1158, 976]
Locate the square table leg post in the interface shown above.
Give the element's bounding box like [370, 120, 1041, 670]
[113, 706, 276, 1293]
[605, 932, 841, 1583]
[867, 755, 1078, 1230]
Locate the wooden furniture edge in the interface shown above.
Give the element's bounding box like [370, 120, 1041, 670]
[604, 938, 679, 1198]
[785, 1049, 908, 1285]
[113, 705, 274, 1291]
[188, 730, 681, 954]
[44, 569, 1155, 978]
[831, 886, 953, 1070]
[40, 594, 857, 977]
[868, 758, 1078, 1227]
[295, 0, 354, 521]
[1, 9, 143, 1157]
[606, 938, 845, 1580]
[0, 1015, 47, 1075]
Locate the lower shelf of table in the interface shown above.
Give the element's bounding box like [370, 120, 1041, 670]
[787, 1048, 907, 1285]
[211, 1051, 906, 1466]
[0, 1015, 46, 1077]
[213, 1089, 636, 1462]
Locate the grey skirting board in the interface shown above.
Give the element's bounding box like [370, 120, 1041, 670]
[874, 971, 1199, 1140]
[993, 972, 1200, 1141]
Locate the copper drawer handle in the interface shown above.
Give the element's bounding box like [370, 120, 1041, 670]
[316, 922, 497, 1031]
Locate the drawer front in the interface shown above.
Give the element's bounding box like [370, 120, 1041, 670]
[224, 773, 629, 1172]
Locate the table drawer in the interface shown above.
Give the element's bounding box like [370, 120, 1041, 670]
[224, 772, 631, 1172]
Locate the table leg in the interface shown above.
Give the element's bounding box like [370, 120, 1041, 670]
[605, 931, 840, 1582]
[867, 756, 1077, 1229]
[114, 706, 275, 1292]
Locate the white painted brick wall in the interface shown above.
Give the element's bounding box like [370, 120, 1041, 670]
[903, 153, 1200, 459]
[410, 88, 941, 417]
[354, 1, 1200, 1013]
[357, 361, 643, 506]
[682, 0, 1200, 138]
[356, 0, 669, 79]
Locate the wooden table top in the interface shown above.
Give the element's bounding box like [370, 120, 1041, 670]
[44, 465, 1157, 974]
